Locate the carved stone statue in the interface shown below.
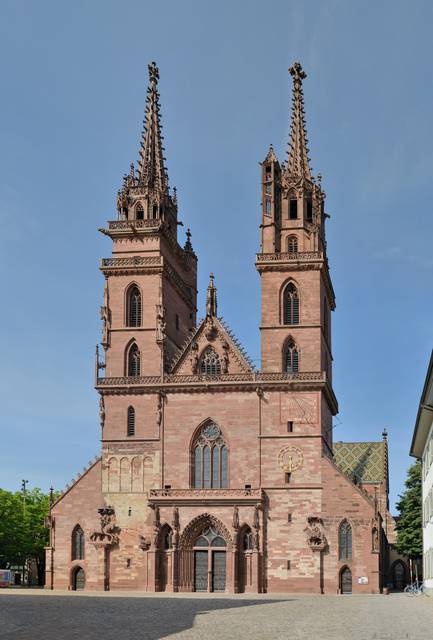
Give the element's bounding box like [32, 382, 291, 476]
[156, 392, 164, 427]
[172, 506, 180, 548]
[100, 280, 110, 349]
[304, 516, 327, 551]
[232, 506, 239, 531]
[90, 506, 119, 546]
[372, 526, 379, 552]
[190, 341, 199, 373]
[99, 396, 105, 430]
[253, 504, 261, 550]
[156, 304, 166, 344]
[222, 341, 229, 374]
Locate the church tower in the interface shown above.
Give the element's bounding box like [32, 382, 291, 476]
[256, 62, 337, 448]
[96, 62, 197, 495]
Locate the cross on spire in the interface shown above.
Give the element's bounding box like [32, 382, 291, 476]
[137, 61, 169, 196]
[285, 61, 313, 181]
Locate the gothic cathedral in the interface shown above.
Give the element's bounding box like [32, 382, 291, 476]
[45, 62, 400, 594]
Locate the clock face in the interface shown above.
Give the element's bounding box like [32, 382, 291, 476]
[278, 446, 304, 473]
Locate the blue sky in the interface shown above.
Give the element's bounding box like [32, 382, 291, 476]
[1, 0, 432, 509]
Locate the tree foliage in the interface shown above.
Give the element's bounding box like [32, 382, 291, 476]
[395, 461, 423, 559]
[0, 487, 55, 584]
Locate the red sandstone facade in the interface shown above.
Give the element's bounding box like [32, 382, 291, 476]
[46, 61, 397, 594]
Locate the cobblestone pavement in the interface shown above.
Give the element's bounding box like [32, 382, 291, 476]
[0, 591, 432, 640]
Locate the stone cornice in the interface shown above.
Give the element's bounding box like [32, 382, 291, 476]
[100, 255, 196, 310]
[255, 251, 336, 310]
[148, 488, 262, 506]
[96, 372, 338, 414]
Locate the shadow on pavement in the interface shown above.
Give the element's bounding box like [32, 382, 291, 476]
[0, 594, 292, 640]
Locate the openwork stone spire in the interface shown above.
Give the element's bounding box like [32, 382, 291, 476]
[285, 62, 313, 181]
[206, 273, 217, 317]
[137, 61, 169, 196]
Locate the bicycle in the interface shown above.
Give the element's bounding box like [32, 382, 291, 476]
[404, 581, 425, 595]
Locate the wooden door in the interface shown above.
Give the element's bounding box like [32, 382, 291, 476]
[74, 568, 85, 590]
[212, 551, 226, 592]
[340, 567, 352, 594]
[194, 551, 208, 592]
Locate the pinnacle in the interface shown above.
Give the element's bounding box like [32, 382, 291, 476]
[137, 61, 169, 195]
[206, 273, 217, 317]
[285, 61, 313, 182]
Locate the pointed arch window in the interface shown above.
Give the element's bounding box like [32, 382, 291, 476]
[283, 282, 299, 325]
[127, 406, 135, 436]
[72, 525, 85, 560]
[135, 203, 144, 220]
[127, 343, 141, 377]
[287, 235, 298, 253]
[127, 286, 142, 327]
[339, 520, 352, 561]
[284, 338, 299, 373]
[199, 347, 221, 376]
[193, 422, 228, 489]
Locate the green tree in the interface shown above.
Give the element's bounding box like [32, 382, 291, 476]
[395, 461, 422, 559]
[0, 487, 55, 585]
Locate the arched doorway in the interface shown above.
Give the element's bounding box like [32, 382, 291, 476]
[194, 526, 227, 592]
[179, 513, 232, 592]
[237, 525, 253, 593]
[72, 566, 85, 591]
[392, 561, 406, 591]
[340, 566, 352, 594]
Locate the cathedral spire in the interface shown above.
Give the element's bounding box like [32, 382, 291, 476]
[285, 62, 313, 182]
[137, 61, 169, 196]
[206, 273, 217, 317]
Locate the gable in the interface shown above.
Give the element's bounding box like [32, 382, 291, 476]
[169, 316, 254, 375]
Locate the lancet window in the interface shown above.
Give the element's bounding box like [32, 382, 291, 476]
[72, 525, 85, 561]
[127, 406, 135, 436]
[135, 203, 144, 220]
[193, 422, 228, 489]
[284, 338, 299, 373]
[283, 282, 300, 325]
[287, 235, 298, 253]
[199, 347, 221, 376]
[127, 343, 141, 377]
[127, 286, 142, 327]
[339, 520, 352, 561]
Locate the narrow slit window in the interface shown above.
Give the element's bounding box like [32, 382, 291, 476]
[127, 406, 135, 436]
[305, 197, 313, 222]
[289, 199, 298, 219]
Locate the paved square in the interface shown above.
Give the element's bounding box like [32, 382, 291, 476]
[0, 591, 432, 639]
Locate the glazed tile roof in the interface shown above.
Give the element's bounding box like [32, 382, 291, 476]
[333, 441, 386, 483]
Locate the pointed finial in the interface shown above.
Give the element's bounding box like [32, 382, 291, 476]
[148, 61, 159, 85]
[206, 273, 217, 317]
[264, 143, 278, 163]
[184, 227, 193, 252]
[137, 61, 169, 196]
[172, 186, 177, 205]
[289, 61, 307, 83]
[382, 428, 388, 441]
[285, 61, 313, 181]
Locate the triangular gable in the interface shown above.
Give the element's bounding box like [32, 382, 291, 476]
[170, 316, 254, 375]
